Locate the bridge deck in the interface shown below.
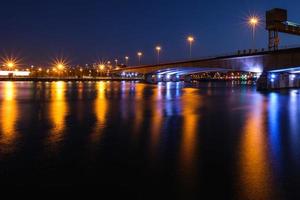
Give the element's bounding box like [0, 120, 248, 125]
[116, 47, 300, 75]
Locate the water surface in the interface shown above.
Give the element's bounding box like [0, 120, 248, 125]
[0, 81, 299, 199]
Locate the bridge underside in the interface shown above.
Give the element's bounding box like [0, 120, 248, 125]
[154, 67, 229, 76]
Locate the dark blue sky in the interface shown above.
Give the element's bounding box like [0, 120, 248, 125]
[1, 0, 300, 66]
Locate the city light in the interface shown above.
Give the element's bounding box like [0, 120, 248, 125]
[248, 15, 260, 49]
[1, 56, 20, 69]
[249, 16, 259, 26]
[291, 74, 296, 80]
[7, 62, 15, 68]
[187, 36, 195, 43]
[57, 63, 64, 70]
[99, 64, 105, 70]
[271, 74, 276, 79]
[187, 36, 195, 58]
[52, 57, 68, 71]
[137, 52, 143, 65]
[0, 71, 30, 76]
[155, 46, 162, 64]
[125, 56, 129, 65]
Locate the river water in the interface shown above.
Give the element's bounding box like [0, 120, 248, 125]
[0, 81, 299, 199]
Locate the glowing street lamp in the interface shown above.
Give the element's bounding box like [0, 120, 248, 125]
[1, 56, 20, 70]
[7, 61, 15, 69]
[114, 59, 118, 67]
[248, 16, 259, 49]
[187, 36, 195, 58]
[137, 52, 143, 65]
[57, 63, 65, 70]
[125, 56, 129, 66]
[99, 64, 105, 71]
[155, 46, 161, 64]
[52, 57, 68, 77]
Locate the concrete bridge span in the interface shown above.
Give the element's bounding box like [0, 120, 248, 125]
[117, 47, 300, 75]
[116, 47, 300, 90]
[115, 47, 300, 90]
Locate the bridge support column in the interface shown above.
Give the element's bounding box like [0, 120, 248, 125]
[257, 72, 300, 91]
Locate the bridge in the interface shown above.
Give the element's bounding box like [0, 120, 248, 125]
[115, 8, 300, 90]
[116, 47, 300, 90]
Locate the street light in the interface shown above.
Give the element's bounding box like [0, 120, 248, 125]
[6, 61, 15, 69]
[57, 63, 65, 70]
[114, 59, 118, 67]
[99, 64, 105, 71]
[187, 36, 195, 58]
[137, 52, 143, 65]
[248, 16, 259, 49]
[125, 56, 129, 66]
[155, 46, 161, 64]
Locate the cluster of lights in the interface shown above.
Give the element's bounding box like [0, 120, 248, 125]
[0, 35, 197, 69]
[121, 72, 138, 78]
[0, 14, 261, 71]
[120, 36, 196, 66]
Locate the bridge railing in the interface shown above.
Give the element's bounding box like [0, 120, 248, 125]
[125, 44, 300, 68]
[165, 45, 300, 63]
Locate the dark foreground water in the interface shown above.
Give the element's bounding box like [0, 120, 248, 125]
[0, 81, 300, 199]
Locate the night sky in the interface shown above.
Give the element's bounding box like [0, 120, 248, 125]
[1, 0, 300, 66]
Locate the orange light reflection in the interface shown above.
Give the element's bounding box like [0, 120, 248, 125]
[0, 82, 18, 154]
[91, 81, 108, 142]
[238, 96, 274, 200]
[48, 81, 68, 147]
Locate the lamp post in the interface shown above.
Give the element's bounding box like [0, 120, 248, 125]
[125, 56, 129, 66]
[137, 52, 143, 65]
[6, 62, 15, 70]
[248, 16, 259, 50]
[187, 36, 195, 58]
[155, 46, 161, 64]
[56, 63, 65, 77]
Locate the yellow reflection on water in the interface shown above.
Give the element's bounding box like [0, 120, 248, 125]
[180, 88, 201, 181]
[133, 83, 145, 134]
[91, 81, 108, 142]
[149, 84, 163, 157]
[0, 82, 18, 153]
[238, 96, 274, 200]
[48, 81, 68, 145]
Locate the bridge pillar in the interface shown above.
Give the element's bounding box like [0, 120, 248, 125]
[257, 72, 300, 91]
